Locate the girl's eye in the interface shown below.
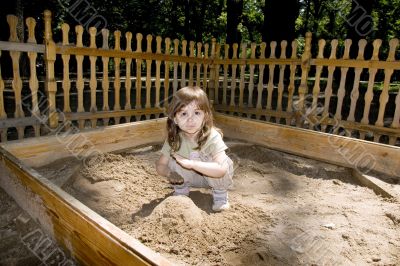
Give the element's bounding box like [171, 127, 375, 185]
[195, 111, 201, 115]
[180, 112, 187, 116]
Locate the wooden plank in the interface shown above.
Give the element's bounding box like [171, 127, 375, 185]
[0, 115, 45, 129]
[312, 58, 400, 69]
[213, 106, 399, 138]
[0, 148, 172, 266]
[0, 41, 45, 53]
[60, 107, 165, 121]
[215, 113, 400, 178]
[214, 105, 293, 119]
[351, 169, 398, 200]
[1, 118, 166, 168]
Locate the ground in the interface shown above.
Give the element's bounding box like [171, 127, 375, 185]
[4, 141, 400, 265]
[0, 186, 77, 266]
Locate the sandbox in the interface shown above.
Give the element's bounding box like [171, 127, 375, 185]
[1, 114, 399, 265]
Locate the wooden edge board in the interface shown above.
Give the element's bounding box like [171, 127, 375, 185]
[351, 169, 399, 200]
[1, 118, 167, 168]
[215, 113, 400, 179]
[0, 147, 173, 266]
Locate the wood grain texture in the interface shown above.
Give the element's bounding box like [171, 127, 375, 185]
[215, 114, 400, 178]
[2, 118, 167, 168]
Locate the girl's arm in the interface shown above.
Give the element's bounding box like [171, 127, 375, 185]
[156, 154, 171, 177]
[173, 151, 229, 178]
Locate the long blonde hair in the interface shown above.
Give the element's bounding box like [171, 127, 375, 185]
[167, 86, 217, 152]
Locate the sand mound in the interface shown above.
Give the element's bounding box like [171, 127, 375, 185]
[150, 196, 204, 229]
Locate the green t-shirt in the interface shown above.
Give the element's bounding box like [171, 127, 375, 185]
[161, 127, 228, 160]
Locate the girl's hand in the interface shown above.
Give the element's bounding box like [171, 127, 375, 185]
[173, 154, 195, 169]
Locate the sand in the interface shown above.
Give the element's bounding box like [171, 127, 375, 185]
[0, 186, 77, 266]
[33, 142, 400, 265]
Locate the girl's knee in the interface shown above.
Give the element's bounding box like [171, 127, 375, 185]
[207, 174, 233, 190]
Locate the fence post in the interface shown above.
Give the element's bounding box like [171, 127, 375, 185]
[43, 10, 58, 129]
[208, 38, 217, 102]
[296, 32, 312, 127]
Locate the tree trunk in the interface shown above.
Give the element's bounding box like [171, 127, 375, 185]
[184, 0, 192, 41]
[346, 0, 375, 59]
[226, 0, 243, 48]
[263, 0, 299, 44]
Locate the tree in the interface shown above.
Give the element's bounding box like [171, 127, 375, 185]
[226, 0, 243, 46]
[346, 0, 375, 59]
[263, 0, 299, 44]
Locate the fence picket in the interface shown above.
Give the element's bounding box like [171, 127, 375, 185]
[286, 40, 298, 125]
[213, 42, 221, 104]
[7, 15, 24, 139]
[114, 31, 122, 124]
[75, 25, 85, 129]
[196, 42, 202, 87]
[188, 41, 195, 87]
[61, 23, 71, 115]
[173, 39, 179, 94]
[124, 31, 133, 122]
[0, 50, 6, 141]
[145, 34, 153, 119]
[203, 43, 209, 92]
[230, 43, 238, 108]
[347, 39, 367, 125]
[238, 43, 247, 111]
[360, 39, 382, 140]
[163, 38, 171, 108]
[101, 29, 110, 126]
[321, 39, 338, 131]
[376, 39, 398, 127]
[256, 42, 266, 120]
[155, 36, 162, 117]
[181, 40, 187, 88]
[222, 44, 229, 106]
[333, 39, 352, 134]
[247, 43, 256, 110]
[277, 41, 287, 120]
[26, 17, 40, 137]
[266, 41, 276, 121]
[89, 27, 98, 128]
[309, 39, 326, 129]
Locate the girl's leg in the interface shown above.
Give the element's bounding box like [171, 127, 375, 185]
[205, 156, 234, 211]
[167, 159, 208, 196]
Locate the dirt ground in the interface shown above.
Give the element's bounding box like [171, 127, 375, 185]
[0, 186, 77, 266]
[33, 141, 400, 266]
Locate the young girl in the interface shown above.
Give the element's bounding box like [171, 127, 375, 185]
[156, 86, 234, 212]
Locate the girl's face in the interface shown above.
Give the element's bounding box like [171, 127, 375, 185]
[174, 101, 205, 137]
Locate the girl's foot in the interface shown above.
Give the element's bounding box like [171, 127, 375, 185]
[173, 183, 190, 196]
[212, 189, 230, 212]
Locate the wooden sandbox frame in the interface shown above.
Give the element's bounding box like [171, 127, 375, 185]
[0, 113, 399, 265]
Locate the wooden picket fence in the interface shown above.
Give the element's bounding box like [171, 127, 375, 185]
[0, 10, 399, 146]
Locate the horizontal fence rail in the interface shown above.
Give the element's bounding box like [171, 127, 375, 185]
[0, 10, 399, 146]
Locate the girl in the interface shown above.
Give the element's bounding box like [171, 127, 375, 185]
[156, 86, 234, 212]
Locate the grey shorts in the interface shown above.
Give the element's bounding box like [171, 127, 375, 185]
[167, 151, 234, 190]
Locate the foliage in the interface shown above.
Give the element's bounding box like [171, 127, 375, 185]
[1, 0, 399, 46]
